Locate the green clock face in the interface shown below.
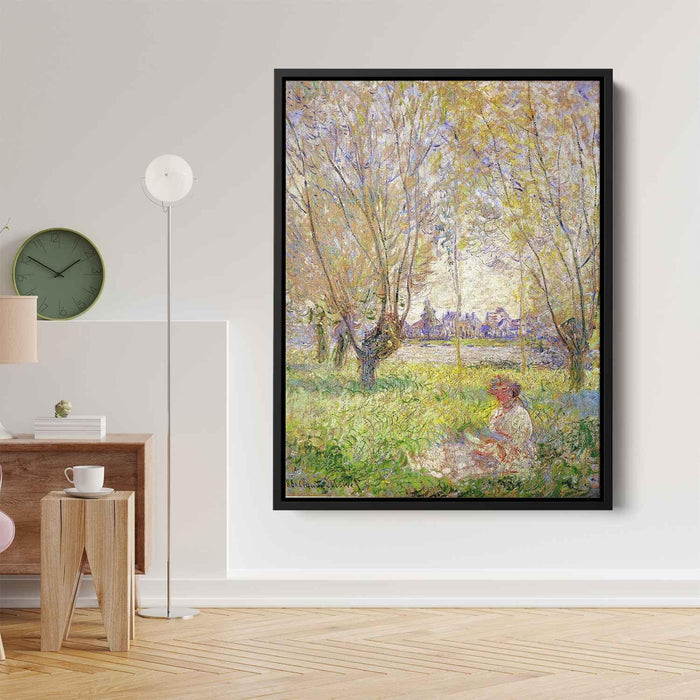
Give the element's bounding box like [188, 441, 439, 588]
[13, 228, 105, 320]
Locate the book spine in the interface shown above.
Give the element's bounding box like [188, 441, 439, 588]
[34, 431, 107, 439]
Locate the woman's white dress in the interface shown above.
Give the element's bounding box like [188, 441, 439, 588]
[479, 403, 535, 473]
[414, 402, 535, 481]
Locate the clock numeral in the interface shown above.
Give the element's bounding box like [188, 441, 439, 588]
[72, 296, 87, 311]
[15, 273, 31, 283]
[84, 248, 96, 258]
[38, 301, 49, 313]
[89, 267, 102, 275]
[58, 301, 69, 317]
[72, 238, 80, 252]
[34, 239, 46, 252]
[50, 232, 60, 244]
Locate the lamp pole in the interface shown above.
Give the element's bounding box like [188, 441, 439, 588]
[138, 155, 199, 621]
[166, 203, 172, 617]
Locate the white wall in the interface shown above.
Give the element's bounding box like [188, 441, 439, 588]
[1, 0, 699, 605]
[0, 321, 229, 606]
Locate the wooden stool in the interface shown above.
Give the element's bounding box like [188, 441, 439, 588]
[41, 491, 135, 652]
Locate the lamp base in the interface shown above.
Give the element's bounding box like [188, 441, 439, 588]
[0, 419, 14, 440]
[137, 607, 199, 620]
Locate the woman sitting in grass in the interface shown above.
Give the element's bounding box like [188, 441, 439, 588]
[470, 376, 535, 474]
[417, 375, 535, 481]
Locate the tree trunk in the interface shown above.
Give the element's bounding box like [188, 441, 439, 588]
[332, 332, 349, 368]
[519, 254, 527, 375]
[451, 226, 463, 370]
[568, 347, 586, 391]
[455, 299, 462, 370]
[356, 313, 403, 389]
[360, 355, 378, 389]
[315, 324, 328, 363]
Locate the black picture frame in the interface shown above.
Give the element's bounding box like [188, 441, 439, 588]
[275, 69, 612, 510]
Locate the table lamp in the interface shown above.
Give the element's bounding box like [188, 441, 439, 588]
[137, 155, 199, 621]
[0, 296, 38, 439]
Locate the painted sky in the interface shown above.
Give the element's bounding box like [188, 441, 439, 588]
[407, 254, 520, 323]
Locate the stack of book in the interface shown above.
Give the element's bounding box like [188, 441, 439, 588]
[34, 416, 106, 440]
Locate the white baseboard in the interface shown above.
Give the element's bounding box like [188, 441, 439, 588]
[3, 571, 699, 608]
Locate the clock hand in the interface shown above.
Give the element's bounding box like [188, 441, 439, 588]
[54, 259, 81, 277]
[27, 256, 64, 277]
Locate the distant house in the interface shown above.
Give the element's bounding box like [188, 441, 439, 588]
[440, 311, 482, 339]
[403, 320, 423, 339]
[404, 319, 447, 340]
[441, 311, 458, 337]
[456, 312, 482, 338]
[401, 299, 448, 340]
[483, 307, 508, 338]
[405, 305, 536, 342]
[482, 307, 525, 339]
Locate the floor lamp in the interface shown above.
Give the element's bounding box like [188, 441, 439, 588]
[138, 155, 199, 620]
[0, 296, 38, 438]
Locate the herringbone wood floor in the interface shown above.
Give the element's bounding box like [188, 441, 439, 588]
[1, 608, 698, 698]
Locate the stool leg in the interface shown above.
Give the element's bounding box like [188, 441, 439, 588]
[85, 498, 132, 652]
[130, 569, 136, 640]
[111, 496, 134, 649]
[134, 574, 141, 609]
[41, 497, 62, 651]
[130, 505, 136, 640]
[64, 552, 87, 641]
[58, 501, 87, 646]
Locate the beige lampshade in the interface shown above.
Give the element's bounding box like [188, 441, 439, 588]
[0, 296, 38, 363]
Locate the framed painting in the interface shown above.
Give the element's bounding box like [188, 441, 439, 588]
[275, 69, 612, 509]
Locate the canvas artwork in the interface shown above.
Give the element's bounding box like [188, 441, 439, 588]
[275, 70, 612, 509]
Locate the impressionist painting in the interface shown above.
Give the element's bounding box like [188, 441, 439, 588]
[276, 70, 611, 509]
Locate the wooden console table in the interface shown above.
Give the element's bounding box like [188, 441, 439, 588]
[0, 434, 152, 575]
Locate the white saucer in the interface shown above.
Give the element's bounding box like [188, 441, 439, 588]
[64, 487, 114, 499]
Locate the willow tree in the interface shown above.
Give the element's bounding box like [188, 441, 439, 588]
[285, 171, 366, 366]
[431, 82, 496, 369]
[478, 81, 600, 389]
[286, 81, 448, 388]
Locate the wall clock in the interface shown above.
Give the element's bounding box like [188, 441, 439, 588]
[12, 228, 105, 320]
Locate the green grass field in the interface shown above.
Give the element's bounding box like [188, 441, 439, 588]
[286, 348, 600, 499]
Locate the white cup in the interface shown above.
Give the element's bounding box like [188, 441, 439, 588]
[64, 465, 104, 492]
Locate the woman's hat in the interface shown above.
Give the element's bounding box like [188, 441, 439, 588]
[487, 375, 521, 397]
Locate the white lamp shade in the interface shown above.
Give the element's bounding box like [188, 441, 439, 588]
[0, 296, 38, 363]
[144, 154, 194, 204]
